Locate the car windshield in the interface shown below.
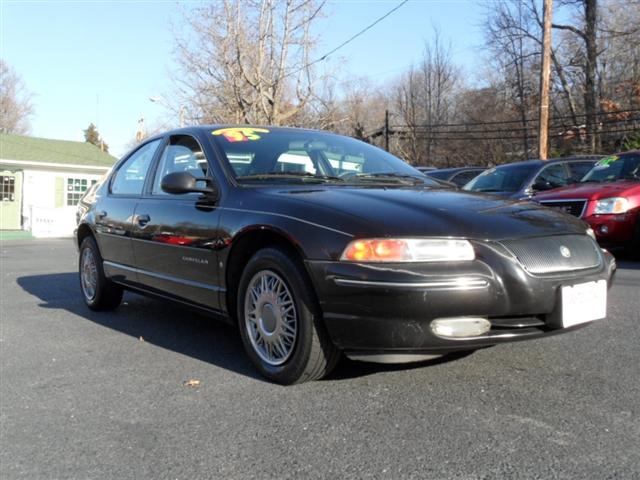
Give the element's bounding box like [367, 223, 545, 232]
[209, 127, 439, 186]
[580, 154, 640, 183]
[463, 163, 536, 192]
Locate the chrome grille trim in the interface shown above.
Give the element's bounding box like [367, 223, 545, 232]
[499, 235, 602, 274]
[538, 199, 587, 218]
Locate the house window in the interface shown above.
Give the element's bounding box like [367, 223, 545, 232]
[0, 176, 16, 202]
[66, 178, 96, 206]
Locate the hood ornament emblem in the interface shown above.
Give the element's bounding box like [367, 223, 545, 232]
[560, 245, 571, 258]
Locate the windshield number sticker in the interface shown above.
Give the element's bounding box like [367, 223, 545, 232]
[594, 155, 619, 169]
[212, 127, 269, 143]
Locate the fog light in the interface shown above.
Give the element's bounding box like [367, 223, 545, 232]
[431, 317, 491, 338]
[599, 225, 609, 235]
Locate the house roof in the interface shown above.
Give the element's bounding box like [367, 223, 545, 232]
[0, 132, 117, 167]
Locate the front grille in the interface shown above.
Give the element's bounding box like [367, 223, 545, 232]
[538, 200, 586, 217]
[499, 234, 601, 274]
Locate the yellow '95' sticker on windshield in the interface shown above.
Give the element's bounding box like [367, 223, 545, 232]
[212, 127, 269, 143]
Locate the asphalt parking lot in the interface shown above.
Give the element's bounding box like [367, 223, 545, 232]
[1, 239, 639, 479]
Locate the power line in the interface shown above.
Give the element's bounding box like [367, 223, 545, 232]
[287, 0, 409, 77]
[388, 116, 640, 135]
[376, 127, 639, 142]
[365, 108, 640, 137]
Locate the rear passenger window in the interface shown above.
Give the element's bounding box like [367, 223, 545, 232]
[275, 151, 316, 174]
[111, 140, 161, 196]
[152, 135, 210, 195]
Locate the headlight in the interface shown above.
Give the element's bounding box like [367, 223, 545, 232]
[340, 238, 475, 262]
[594, 197, 629, 214]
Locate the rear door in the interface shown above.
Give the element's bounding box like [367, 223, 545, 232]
[95, 139, 162, 283]
[130, 134, 224, 311]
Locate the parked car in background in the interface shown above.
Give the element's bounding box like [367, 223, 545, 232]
[75, 126, 615, 384]
[534, 151, 640, 257]
[426, 167, 486, 187]
[463, 157, 599, 199]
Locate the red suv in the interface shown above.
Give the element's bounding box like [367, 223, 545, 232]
[534, 151, 640, 257]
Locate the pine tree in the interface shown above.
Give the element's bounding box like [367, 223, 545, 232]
[83, 123, 109, 153]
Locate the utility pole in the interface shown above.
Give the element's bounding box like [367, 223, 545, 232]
[538, 0, 553, 160]
[179, 106, 186, 128]
[384, 110, 390, 151]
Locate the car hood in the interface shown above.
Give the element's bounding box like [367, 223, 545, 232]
[253, 185, 588, 241]
[465, 189, 523, 199]
[534, 181, 640, 201]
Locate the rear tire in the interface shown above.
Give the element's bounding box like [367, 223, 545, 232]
[79, 236, 123, 311]
[237, 247, 340, 384]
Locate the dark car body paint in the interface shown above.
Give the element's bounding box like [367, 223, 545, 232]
[464, 157, 600, 200]
[77, 126, 615, 357]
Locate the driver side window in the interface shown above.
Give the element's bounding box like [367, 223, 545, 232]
[534, 164, 569, 191]
[111, 139, 161, 196]
[152, 135, 209, 195]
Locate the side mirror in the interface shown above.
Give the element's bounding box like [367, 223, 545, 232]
[161, 171, 217, 196]
[532, 178, 552, 191]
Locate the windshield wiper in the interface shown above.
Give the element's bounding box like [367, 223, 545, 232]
[237, 171, 344, 182]
[349, 172, 427, 185]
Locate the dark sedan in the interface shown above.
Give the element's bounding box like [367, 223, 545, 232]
[463, 157, 599, 199]
[76, 126, 615, 384]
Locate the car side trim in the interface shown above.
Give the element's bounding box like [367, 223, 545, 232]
[103, 261, 225, 292]
[221, 207, 354, 237]
[333, 277, 489, 290]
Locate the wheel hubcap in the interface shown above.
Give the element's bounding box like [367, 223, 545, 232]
[80, 248, 98, 301]
[244, 270, 297, 366]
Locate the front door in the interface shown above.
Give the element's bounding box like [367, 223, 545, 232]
[0, 171, 22, 230]
[95, 139, 162, 284]
[131, 134, 224, 311]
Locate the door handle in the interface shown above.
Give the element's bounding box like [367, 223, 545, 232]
[96, 210, 107, 219]
[136, 214, 151, 227]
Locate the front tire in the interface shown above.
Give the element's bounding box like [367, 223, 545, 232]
[237, 247, 340, 384]
[79, 236, 123, 311]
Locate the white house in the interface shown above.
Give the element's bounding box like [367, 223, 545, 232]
[0, 133, 117, 237]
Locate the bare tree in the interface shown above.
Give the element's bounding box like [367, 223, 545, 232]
[483, 1, 540, 158]
[0, 60, 34, 134]
[421, 31, 458, 165]
[172, 0, 326, 125]
[392, 29, 459, 166]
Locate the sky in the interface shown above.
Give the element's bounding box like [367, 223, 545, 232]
[1, 0, 487, 157]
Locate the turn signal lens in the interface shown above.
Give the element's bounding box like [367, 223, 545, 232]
[340, 238, 475, 263]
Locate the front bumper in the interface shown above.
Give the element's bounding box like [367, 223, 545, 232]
[585, 213, 637, 248]
[306, 241, 616, 355]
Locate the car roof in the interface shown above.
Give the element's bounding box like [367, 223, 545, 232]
[429, 167, 486, 174]
[494, 156, 600, 169]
